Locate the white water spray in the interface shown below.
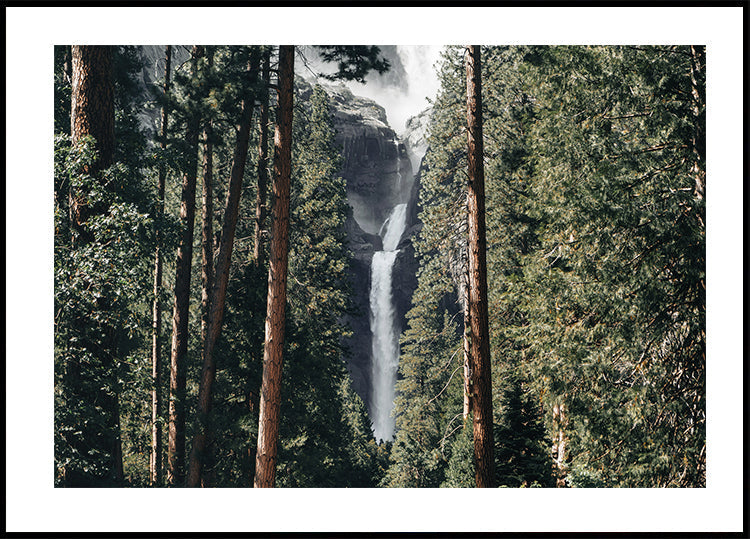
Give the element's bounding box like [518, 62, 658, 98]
[370, 200, 408, 442]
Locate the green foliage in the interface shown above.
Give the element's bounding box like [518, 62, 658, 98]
[54, 46, 72, 136]
[493, 374, 555, 488]
[567, 463, 608, 488]
[517, 45, 705, 487]
[54, 135, 155, 486]
[389, 45, 704, 488]
[53, 44, 705, 488]
[441, 421, 474, 488]
[316, 45, 390, 83]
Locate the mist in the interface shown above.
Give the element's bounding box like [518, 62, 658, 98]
[298, 45, 443, 135]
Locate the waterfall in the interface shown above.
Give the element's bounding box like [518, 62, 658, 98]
[370, 201, 408, 442]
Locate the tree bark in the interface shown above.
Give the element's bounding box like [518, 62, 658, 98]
[465, 45, 495, 488]
[187, 48, 261, 487]
[253, 48, 271, 267]
[71, 46, 114, 171]
[64, 45, 123, 487]
[552, 400, 569, 487]
[167, 45, 203, 487]
[70, 45, 115, 242]
[150, 44, 171, 487]
[254, 45, 294, 489]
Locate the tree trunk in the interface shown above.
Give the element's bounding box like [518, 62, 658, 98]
[64, 45, 123, 487]
[185, 48, 216, 489]
[187, 48, 261, 487]
[253, 48, 271, 266]
[254, 45, 294, 489]
[465, 45, 495, 488]
[70, 45, 115, 242]
[63, 45, 72, 85]
[167, 45, 203, 487]
[552, 400, 569, 487]
[150, 44, 171, 487]
[462, 300, 471, 422]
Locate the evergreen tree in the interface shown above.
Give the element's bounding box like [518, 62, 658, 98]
[150, 44, 171, 487]
[465, 44, 494, 488]
[255, 45, 295, 488]
[518, 45, 705, 486]
[166, 45, 204, 486]
[253, 83, 384, 488]
[188, 46, 262, 488]
[55, 46, 156, 487]
[384, 47, 467, 488]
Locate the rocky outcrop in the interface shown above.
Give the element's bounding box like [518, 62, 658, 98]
[299, 78, 427, 411]
[322, 82, 415, 235]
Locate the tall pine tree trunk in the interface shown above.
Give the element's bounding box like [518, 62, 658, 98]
[167, 45, 203, 487]
[70, 45, 115, 242]
[253, 47, 271, 267]
[150, 44, 171, 488]
[65, 45, 123, 487]
[465, 45, 494, 488]
[186, 48, 215, 488]
[187, 48, 261, 487]
[458, 223, 471, 422]
[254, 45, 294, 489]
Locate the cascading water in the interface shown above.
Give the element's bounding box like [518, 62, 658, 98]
[370, 202, 408, 442]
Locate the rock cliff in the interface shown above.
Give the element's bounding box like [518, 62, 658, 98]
[299, 78, 426, 412]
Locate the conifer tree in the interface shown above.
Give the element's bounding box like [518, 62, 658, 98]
[188, 47, 261, 487]
[255, 45, 295, 488]
[275, 84, 365, 486]
[253, 47, 271, 267]
[59, 45, 122, 486]
[167, 45, 203, 486]
[56, 46, 155, 487]
[150, 44, 171, 487]
[465, 45, 494, 488]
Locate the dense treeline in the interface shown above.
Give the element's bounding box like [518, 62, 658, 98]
[54, 45, 389, 487]
[390, 45, 705, 487]
[53, 44, 704, 488]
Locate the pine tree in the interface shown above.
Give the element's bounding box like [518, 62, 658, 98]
[187, 46, 261, 488]
[253, 47, 271, 266]
[384, 47, 468, 488]
[273, 84, 373, 487]
[254, 45, 295, 488]
[55, 46, 155, 487]
[150, 44, 171, 487]
[517, 45, 705, 486]
[167, 45, 204, 486]
[465, 45, 494, 488]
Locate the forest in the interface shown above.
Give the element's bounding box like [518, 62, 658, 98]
[53, 44, 705, 489]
